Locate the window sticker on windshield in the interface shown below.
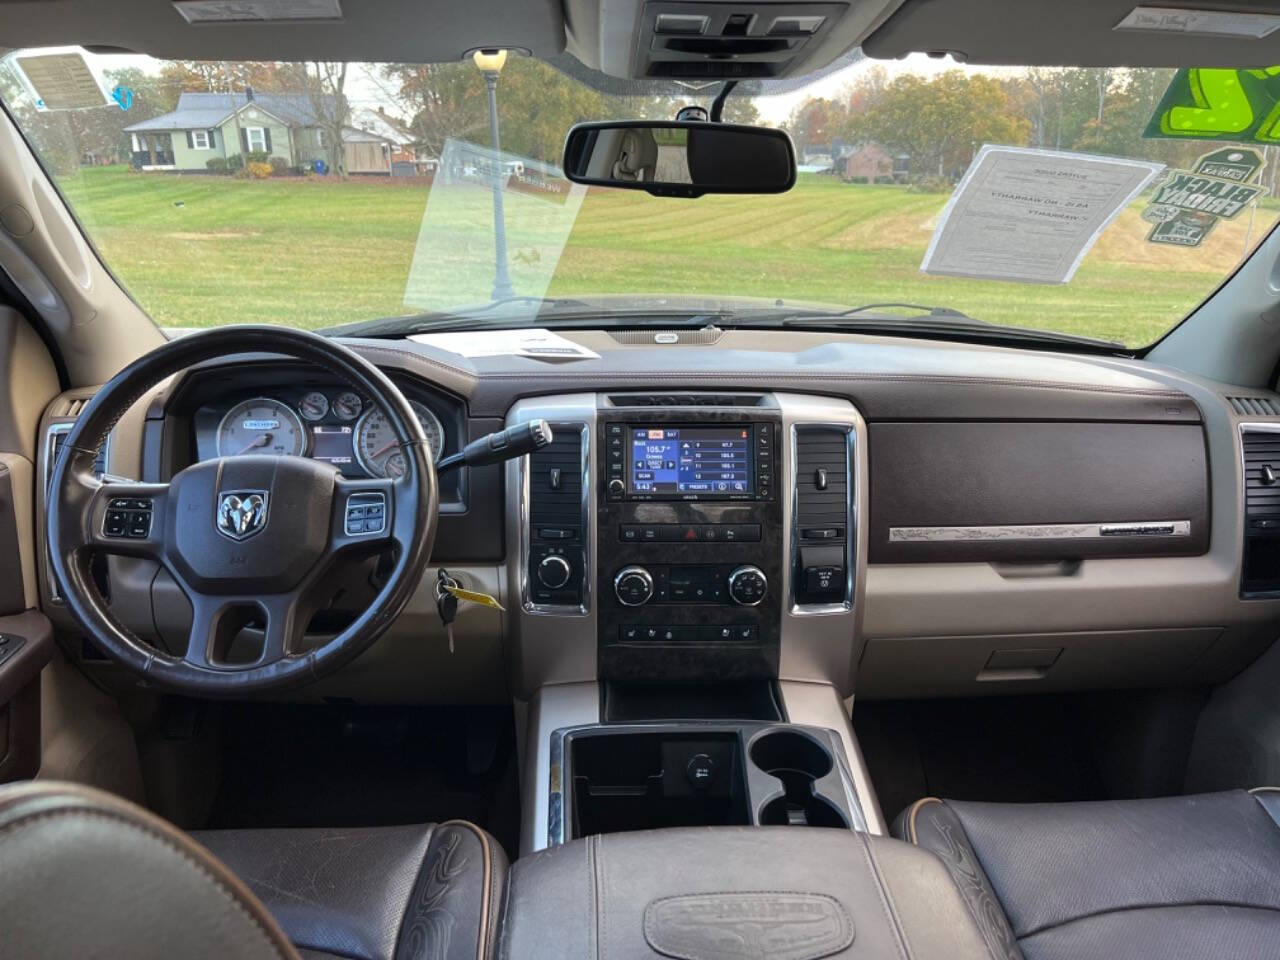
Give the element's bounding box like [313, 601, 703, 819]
[1144, 67, 1280, 143]
[403, 138, 585, 318]
[1143, 147, 1266, 247]
[921, 146, 1164, 284]
[12, 52, 107, 110]
[172, 0, 342, 23]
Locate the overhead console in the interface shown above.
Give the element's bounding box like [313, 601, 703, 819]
[636, 1, 848, 78]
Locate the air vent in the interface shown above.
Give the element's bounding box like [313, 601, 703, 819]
[529, 427, 584, 531]
[46, 425, 107, 492]
[608, 393, 764, 407]
[794, 428, 848, 532]
[607, 327, 724, 345]
[1243, 430, 1280, 519]
[62, 397, 87, 417]
[1228, 395, 1280, 417]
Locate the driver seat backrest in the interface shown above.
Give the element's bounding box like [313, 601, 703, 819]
[0, 780, 300, 960]
[0, 780, 508, 960]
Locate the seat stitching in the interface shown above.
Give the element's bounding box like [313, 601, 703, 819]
[0, 808, 294, 959]
[856, 831, 910, 960]
[1018, 900, 1280, 940]
[906, 797, 942, 845]
[438, 820, 494, 960]
[587, 833, 600, 960]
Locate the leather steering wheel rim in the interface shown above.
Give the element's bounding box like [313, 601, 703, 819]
[46, 325, 438, 696]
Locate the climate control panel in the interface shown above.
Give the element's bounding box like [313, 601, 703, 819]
[595, 405, 785, 683]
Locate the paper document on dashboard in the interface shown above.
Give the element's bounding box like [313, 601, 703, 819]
[921, 146, 1163, 284]
[410, 328, 599, 360]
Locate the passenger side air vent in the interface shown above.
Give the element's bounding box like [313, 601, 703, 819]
[1241, 429, 1280, 595]
[526, 423, 588, 608]
[608, 393, 765, 407]
[791, 426, 852, 608]
[1228, 395, 1280, 417]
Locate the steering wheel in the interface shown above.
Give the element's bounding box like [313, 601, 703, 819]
[46, 326, 438, 696]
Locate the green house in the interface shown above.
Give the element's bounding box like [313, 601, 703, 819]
[124, 91, 391, 173]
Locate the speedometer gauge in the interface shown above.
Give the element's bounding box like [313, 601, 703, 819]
[216, 398, 307, 458]
[354, 401, 445, 478]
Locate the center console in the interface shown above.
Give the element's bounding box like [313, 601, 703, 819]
[597, 401, 785, 682]
[506, 392, 874, 852]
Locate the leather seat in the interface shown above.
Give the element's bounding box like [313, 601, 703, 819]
[0, 781, 505, 960]
[894, 788, 1280, 960]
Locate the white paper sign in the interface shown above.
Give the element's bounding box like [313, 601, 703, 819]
[1115, 6, 1280, 38]
[921, 146, 1163, 285]
[14, 53, 107, 110]
[410, 329, 599, 361]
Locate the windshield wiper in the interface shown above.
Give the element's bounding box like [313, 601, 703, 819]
[321, 296, 593, 337]
[834, 302, 978, 321]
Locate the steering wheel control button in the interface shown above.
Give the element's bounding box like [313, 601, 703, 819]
[344, 492, 387, 536]
[615, 565, 655, 606]
[727, 565, 767, 606]
[104, 497, 153, 538]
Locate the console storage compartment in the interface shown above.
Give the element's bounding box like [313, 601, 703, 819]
[558, 722, 861, 842]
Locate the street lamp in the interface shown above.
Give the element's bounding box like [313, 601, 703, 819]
[473, 48, 514, 300]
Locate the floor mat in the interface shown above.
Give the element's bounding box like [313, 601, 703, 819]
[855, 695, 1109, 823]
[205, 703, 520, 859]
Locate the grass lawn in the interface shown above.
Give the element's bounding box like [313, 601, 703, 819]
[56, 165, 1279, 347]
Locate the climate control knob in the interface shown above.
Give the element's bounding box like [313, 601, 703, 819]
[614, 565, 655, 606]
[537, 554, 572, 589]
[727, 565, 767, 606]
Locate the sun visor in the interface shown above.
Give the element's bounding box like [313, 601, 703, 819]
[0, 0, 565, 63]
[863, 0, 1280, 66]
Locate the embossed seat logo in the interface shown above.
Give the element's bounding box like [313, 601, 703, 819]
[216, 490, 268, 541]
[644, 892, 853, 960]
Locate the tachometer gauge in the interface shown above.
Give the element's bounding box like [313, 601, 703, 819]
[332, 391, 363, 421]
[216, 398, 307, 458]
[298, 391, 329, 422]
[354, 401, 445, 478]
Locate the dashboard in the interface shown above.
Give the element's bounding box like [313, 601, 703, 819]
[30, 326, 1280, 712]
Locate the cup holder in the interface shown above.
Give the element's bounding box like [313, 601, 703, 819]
[749, 729, 850, 828]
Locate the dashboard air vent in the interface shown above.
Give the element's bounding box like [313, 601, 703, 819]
[1243, 430, 1280, 519]
[529, 427, 583, 532]
[795, 428, 849, 531]
[607, 327, 724, 345]
[608, 394, 765, 407]
[46, 426, 107, 491]
[1229, 395, 1280, 417]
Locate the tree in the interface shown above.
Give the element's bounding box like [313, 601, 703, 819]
[305, 61, 350, 176]
[847, 71, 1029, 180]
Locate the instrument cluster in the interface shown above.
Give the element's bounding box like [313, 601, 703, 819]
[206, 387, 447, 479]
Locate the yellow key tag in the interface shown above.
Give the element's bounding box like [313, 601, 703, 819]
[443, 584, 505, 612]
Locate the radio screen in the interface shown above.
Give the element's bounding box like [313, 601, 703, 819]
[628, 425, 755, 496]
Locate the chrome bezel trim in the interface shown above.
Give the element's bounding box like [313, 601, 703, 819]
[727, 564, 767, 607]
[613, 564, 654, 606]
[519, 421, 592, 616]
[547, 721, 867, 847]
[888, 520, 1191, 542]
[353, 400, 445, 476]
[788, 423, 855, 616]
[45, 421, 111, 603]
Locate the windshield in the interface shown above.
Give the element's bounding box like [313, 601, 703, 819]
[1, 49, 1276, 348]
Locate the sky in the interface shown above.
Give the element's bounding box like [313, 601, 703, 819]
[7, 44, 975, 128]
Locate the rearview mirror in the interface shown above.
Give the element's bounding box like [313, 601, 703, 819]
[562, 121, 796, 198]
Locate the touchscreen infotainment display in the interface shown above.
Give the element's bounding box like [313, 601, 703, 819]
[628, 425, 755, 496]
